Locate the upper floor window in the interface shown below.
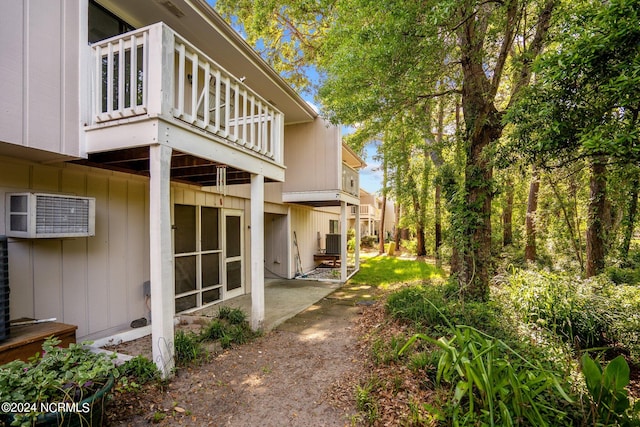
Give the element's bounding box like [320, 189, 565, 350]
[88, 0, 134, 43]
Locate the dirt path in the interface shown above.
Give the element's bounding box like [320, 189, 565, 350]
[109, 288, 367, 426]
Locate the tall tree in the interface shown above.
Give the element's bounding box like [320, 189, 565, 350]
[319, 0, 555, 300]
[220, 0, 556, 298]
[508, 0, 640, 276]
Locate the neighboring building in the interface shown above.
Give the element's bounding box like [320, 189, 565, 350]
[350, 189, 395, 243]
[0, 0, 361, 376]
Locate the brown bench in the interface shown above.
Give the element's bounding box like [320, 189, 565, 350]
[313, 253, 340, 267]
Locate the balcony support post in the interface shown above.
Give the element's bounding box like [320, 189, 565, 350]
[149, 143, 175, 378]
[250, 173, 265, 331]
[355, 203, 360, 270]
[341, 201, 348, 282]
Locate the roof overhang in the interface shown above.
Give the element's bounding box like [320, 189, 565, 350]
[342, 143, 366, 169]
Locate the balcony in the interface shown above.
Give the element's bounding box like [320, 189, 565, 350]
[87, 23, 284, 170]
[342, 164, 359, 198]
[350, 204, 380, 219]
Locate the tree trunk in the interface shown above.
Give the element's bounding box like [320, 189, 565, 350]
[394, 203, 401, 251]
[452, 0, 555, 300]
[413, 187, 426, 257]
[460, 122, 499, 300]
[586, 158, 607, 277]
[620, 174, 639, 260]
[433, 97, 445, 268]
[378, 194, 387, 254]
[378, 154, 388, 254]
[524, 171, 540, 262]
[435, 184, 442, 267]
[502, 177, 514, 247]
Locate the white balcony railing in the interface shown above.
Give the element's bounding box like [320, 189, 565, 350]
[350, 204, 380, 218]
[91, 23, 284, 164]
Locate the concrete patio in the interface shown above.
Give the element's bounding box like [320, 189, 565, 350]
[190, 278, 342, 331]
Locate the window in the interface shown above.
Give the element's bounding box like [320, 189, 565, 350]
[88, 0, 134, 43]
[329, 220, 339, 234]
[174, 205, 222, 313]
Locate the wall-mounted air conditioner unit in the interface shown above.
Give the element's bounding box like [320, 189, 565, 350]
[5, 193, 96, 238]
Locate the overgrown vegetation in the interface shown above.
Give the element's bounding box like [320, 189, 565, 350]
[174, 307, 259, 366]
[351, 256, 640, 426]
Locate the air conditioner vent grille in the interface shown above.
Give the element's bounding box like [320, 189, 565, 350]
[5, 192, 96, 238]
[35, 195, 91, 234]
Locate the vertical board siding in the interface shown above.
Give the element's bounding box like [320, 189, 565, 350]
[264, 213, 288, 278]
[0, 2, 24, 145]
[283, 119, 340, 193]
[86, 174, 110, 334]
[0, 155, 336, 339]
[6, 241, 33, 320]
[126, 181, 148, 327]
[107, 178, 129, 329]
[0, 158, 153, 339]
[33, 240, 63, 320]
[290, 205, 340, 272]
[62, 237, 89, 337]
[0, 0, 81, 156]
[27, 2, 62, 153]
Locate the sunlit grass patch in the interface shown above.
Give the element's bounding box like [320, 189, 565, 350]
[350, 255, 447, 288]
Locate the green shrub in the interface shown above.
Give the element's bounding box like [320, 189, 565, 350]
[120, 355, 160, 384]
[606, 266, 640, 285]
[503, 269, 623, 350]
[201, 319, 227, 341]
[355, 377, 380, 423]
[386, 283, 505, 338]
[198, 309, 258, 350]
[217, 306, 247, 325]
[400, 239, 417, 255]
[360, 235, 378, 249]
[225, 324, 253, 347]
[581, 353, 640, 426]
[400, 326, 576, 426]
[174, 330, 206, 365]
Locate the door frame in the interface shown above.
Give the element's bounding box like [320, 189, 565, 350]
[223, 209, 244, 299]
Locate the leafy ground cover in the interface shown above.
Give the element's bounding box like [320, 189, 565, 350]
[350, 255, 640, 425]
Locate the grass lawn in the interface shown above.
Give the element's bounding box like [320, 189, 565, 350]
[349, 254, 447, 289]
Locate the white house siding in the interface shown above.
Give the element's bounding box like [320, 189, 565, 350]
[264, 211, 289, 279]
[0, 155, 260, 340]
[0, 0, 83, 158]
[0, 157, 148, 339]
[290, 205, 340, 274]
[283, 119, 341, 193]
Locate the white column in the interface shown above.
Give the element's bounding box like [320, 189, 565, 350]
[250, 173, 265, 330]
[340, 201, 348, 281]
[355, 204, 360, 270]
[149, 144, 174, 378]
[286, 206, 293, 279]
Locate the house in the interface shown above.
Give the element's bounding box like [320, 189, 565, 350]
[350, 189, 395, 243]
[0, 0, 362, 377]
